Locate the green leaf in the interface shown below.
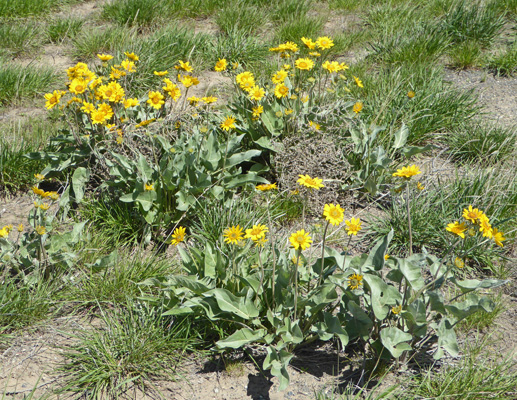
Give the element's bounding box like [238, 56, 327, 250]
[397, 257, 425, 291]
[323, 312, 349, 348]
[263, 347, 292, 391]
[170, 276, 212, 295]
[432, 318, 459, 360]
[225, 173, 267, 189]
[402, 144, 435, 158]
[366, 230, 393, 271]
[205, 288, 259, 319]
[72, 167, 89, 203]
[380, 327, 412, 358]
[86, 251, 118, 272]
[215, 328, 266, 350]
[137, 154, 154, 182]
[136, 190, 156, 212]
[451, 277, 508, 292]
[225, 150, 261, 169]
[392, 123, 409, 149]
[363, 274, 401, 320]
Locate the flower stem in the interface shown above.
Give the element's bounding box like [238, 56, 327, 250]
[293, 248, 301, 321]
[318, 221, 330, 286]
[406, 183, 413, 256]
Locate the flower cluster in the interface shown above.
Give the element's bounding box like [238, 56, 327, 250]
[446, 205, 505, 247]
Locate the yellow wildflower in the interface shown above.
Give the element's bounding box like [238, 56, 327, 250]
[224, 225, 244, 245]
[297, 174, 324, 190]
[323, 203, 345, 226]
[348, 273, 363, 290]
[170, 226, 186, 246]
[289, 229, 312, 250]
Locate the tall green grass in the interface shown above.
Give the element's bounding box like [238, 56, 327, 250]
[0, 0, 83, 17]
[0, 21, 42, 57]
[0, 64, 59, 105]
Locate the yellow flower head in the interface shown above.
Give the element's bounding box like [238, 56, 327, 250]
[446, 221, 467, 239]
[248, 86, 265, 102]
[353, 102, 363, 114]
[322, 60, 340, 73]
[0, 227, 8, 238]
[384, 254, 390, 260]
[245, 224, 269, 241]
[202, 96, 217, 104]
[44, 90, 66, 110]
[47, 191, 59, 201]
[147, 91, 165, 109]
[256, 182, 277, 191]
[309, 120, 321, 131]
[220, 116, 236, 131]
[391, 305, 402, 315]
[35, 225, 46, 235]
[252, 105, 264, 119]
[81, 101, 96, 114]
[236, 71, 255, 91]
[289, 229, 312, 250]
[301, 37, 316, 49]
[135, 118, 156, 128]
[121, 59, 136, 73]
[297, 174, 324, 190]
[163, 78, 181, 101]
[215, 58, 228, 72]
[97, 53, 113, 61]
[353, 76, 364, 88]
[178, 74, 199, 88]
[34, 173, 45, 180]
[154, 70, 168, 76]
[188, 96, 201, 106]
[348, 273, 363, 290]
[123, 98, 139, 109]
[454, 257, 464, 269]
[316, 36, 334, 50]
[323, 203, 344, 226]
[17, 223, 24, 232]
[144, 183, 154, 191]
[478, 214, 493, 238]
[274, 84, 289, 98]
[417, 182, 425, 191]
[462, 205, 483, 224]
[408, 91, 415, 99]
[175, 60, 193, 72]
[124, 51, 139, 61]
[345, 217, 362, 236]
[492, 227, 505, 247]
[32, 186, 46, 197]
[295, 57, 314, 71]
[109, 67, 126, 80]
[170, 226, 186, 246]
[272, 69, 288, 84]
[392, 165, 422, 179]
[224, 225, 244, 245]
[69, 78, 88, 95]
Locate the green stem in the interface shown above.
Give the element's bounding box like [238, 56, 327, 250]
[406, 183, 413, 257]
[293, 248, 301, 322]
[318, 221, 330, 286]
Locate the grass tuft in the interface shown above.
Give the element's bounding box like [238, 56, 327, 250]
[0, 64, 58, 105]
[46, 17, 84, 44]
[0, 21, 42, 57]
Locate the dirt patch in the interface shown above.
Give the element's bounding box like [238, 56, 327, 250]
[0, 194, 34, 228]
[444, 69, 517, 127]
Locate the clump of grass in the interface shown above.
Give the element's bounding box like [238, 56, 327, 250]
[355, 64, 480, 145]
[0, 21, 42, 57]
[486, 41, 517, 76]
[369, 24, 450, 65]
[102, 0, 167, 28]
[448, 40, 483, 70]
[0, 0, 83, 17]
[445, 122, 517, 164]
[67, 253, 176, 306]
[271, 0, 313, 23]
[0, 64, 58, 105]
[439, 0, 505, 47]
[0, 118, 60, 192]
[209, 28, 270, 70]
[274, 15, 325, 43]
[59, 303, 198, 398]
[71, 25, 134, 60]
[215, 3, 269, 35]
[46, 17, 84, 44]
[405, 347, 517, 399]
[0, 277, 59, 333]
